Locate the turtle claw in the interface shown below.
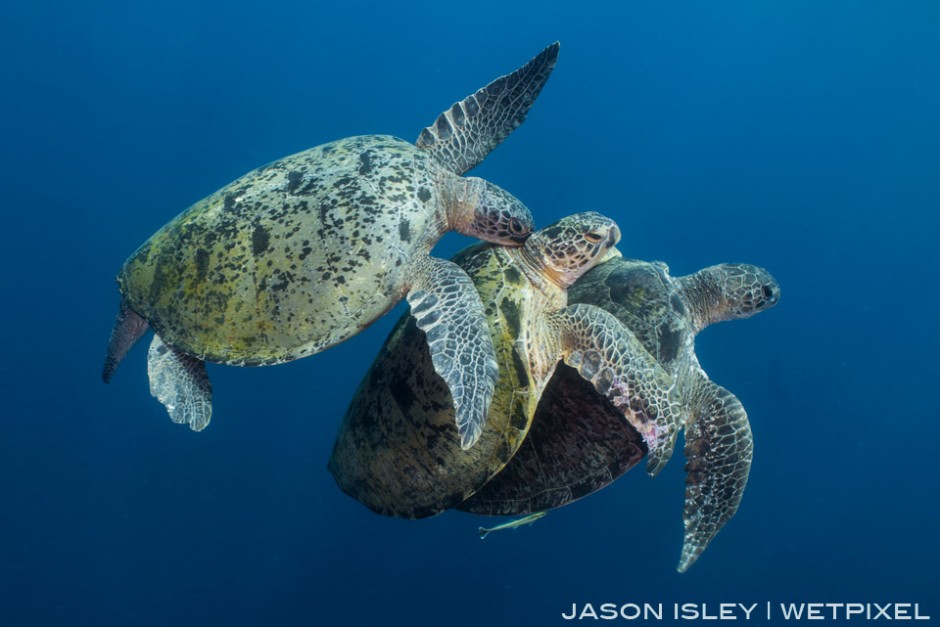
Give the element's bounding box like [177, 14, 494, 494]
[644, 429, 675, 478]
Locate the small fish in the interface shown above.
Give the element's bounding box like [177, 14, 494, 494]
[478, 511, 547, 539]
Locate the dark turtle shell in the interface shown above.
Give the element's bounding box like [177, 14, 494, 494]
[458, 362, 647, 515]
[328, 243, 537, 518]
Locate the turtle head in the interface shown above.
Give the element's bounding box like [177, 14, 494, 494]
[449, 177, 534, 246]
[523, 211, 621, 288]
[683, 263, 781, 328]
[713, 263, 780, 319]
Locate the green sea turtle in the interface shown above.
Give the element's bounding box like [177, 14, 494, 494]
[102, 43, 560, 445]
[460, 257, 780, 572]
[329, 212, 684, 520]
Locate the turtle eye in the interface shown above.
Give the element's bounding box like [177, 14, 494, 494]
[584, 232, 604, 243]
[508, 217, 526, 235]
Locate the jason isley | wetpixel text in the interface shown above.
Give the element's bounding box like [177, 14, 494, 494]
[561, 602, 931, 621]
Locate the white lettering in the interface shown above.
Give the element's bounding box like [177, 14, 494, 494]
[620, 603, 643, 620]
[806, 603, 826, 619]
[720, 603, 740, 619]
[640, 604, 663, 621]
[567, 600, 931, 621]
[598, 603, 618, 620]
[846, 603, 866, 619]
[671, 602, 761, 620]
[678, 603, 700, 619]
[580, 603, 599, 620]
[779, 603, 805, 620]
[827, 603, 844, 619]
[740, 603, 758, 620]
[613, 604, 637, 620]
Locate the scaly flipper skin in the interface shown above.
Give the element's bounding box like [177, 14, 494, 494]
[551, 303, 682, 476]
[417, 42, 560, 175]
[147, 336, 212, 431]
[407, 255, 499, 449]
[102, 299, 149, 383]
[679, 379, 752, 573]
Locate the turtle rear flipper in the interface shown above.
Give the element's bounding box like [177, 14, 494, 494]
[147, 335, 213, 431]
[103, 298, 149, 383]
[679, 379, 752, 573]
[417, 42, 559, 175]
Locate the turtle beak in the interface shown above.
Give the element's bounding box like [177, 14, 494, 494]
[599, 224, 621, 263]
[600, 246, 622, 263]
[607, 224, 621, 248]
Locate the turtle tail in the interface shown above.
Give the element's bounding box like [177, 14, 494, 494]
[102, 298, 149, 382]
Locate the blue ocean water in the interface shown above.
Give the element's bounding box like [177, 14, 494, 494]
[1, 1, 937, 625]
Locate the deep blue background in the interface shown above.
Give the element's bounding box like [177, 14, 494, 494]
[1, 1, 937, 625]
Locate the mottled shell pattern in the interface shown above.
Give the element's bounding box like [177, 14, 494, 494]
[118, 135, 451, 366]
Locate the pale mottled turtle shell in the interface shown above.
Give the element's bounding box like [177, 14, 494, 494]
[119, 135, 443, 366]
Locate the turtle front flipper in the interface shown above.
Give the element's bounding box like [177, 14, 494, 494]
[550, 303, 682, 476]
[103, 298, 149, 382]
[407, 255, 499, 450]
[416, 42, 560, 175]
[679, 379, 752, 573]
[147, 335, 213, 431]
